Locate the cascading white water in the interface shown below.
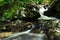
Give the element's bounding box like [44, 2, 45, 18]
[3, 23, 48, 40]
[3, 24, 35, 40]
[38, 5, 56, 20]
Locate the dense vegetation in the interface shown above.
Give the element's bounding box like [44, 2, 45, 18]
[0, 0, 55, 22]
[0, 0, 60, 30]
[0, 0, 60, 39]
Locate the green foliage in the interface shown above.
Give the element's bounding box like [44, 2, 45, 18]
[0, 0, 60, 30]
[0, 0, 59, 22]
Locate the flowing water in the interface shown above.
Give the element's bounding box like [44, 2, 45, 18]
[38, 5, 56, 20]
[3, 24, 35, 40]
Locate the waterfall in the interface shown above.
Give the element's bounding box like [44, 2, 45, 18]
[38, 5, 56, 20]
[3, 24, 35, 40]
